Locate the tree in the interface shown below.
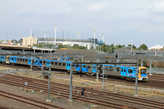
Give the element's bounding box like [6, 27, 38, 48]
[138, 44, 148, 50]
[127, 44, 136, 49]
[73, 44, 86, 49]
[115, 44, 125, 49]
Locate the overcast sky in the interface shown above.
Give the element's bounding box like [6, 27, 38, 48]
[0, 0, 164, 47]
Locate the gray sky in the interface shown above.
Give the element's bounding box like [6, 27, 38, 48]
[0, 0, 164, 47]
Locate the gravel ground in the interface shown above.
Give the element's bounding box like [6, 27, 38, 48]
[0, 83, 107, 109]
[0, 65, 164, 108]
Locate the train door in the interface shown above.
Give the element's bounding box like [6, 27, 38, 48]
[9, 56, 17, 64]
[120, 66, 126, 77]
[66, 61, 71, 71]
[27, 57, 32, 65]
[91, 64, 97, 75]
[82, 64, 88, 73]
[75, 64, 81, 73]
[45, 59, 51, 68]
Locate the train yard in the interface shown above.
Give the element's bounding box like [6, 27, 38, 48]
[0, 64, 163, 109]
[2, 1, 164, 108]
[0, 73, 164, 109]
[0, 53, 164, 109]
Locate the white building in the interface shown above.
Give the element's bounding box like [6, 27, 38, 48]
[149, 45, 163, 50]
[38, 38, 101, 49]
[21, 36, 38, 47]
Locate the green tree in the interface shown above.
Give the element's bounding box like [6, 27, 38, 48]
[73, 44, 86, 49]
[127, 44, 136, 49]
[101, 44, 115, 53]
[115, 44, 125, 49]
[138, 44, 148, 50]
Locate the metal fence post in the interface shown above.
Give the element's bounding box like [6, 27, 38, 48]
[69, 63, 73, 100]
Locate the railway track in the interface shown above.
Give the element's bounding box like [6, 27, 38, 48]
[0, 89, 63, 109]
[0, 74, 164, 109]
[0, 106, 9, 109]
[0, 75, 129, 109]
[1, 63, 164, 90]
[149, 74, 164, 82]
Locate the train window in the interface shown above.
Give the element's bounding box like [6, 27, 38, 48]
[141, 69, 146, 74]
[59, 63, 61, 66]
[83, 65, 86, 68]
[128, 69, 133, 73]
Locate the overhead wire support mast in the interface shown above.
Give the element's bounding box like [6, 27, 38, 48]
[54, 25, 57, 47]
[135, 61, 139, 96]
[102, 64, 105, 90]
[69, 62, 73, 101]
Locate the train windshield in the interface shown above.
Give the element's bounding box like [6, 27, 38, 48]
[141, 69, 147, 74]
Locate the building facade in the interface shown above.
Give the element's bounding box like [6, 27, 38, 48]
[21, 36, 37, 47]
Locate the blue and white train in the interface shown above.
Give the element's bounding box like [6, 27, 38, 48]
[0, 55, 149, 81]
